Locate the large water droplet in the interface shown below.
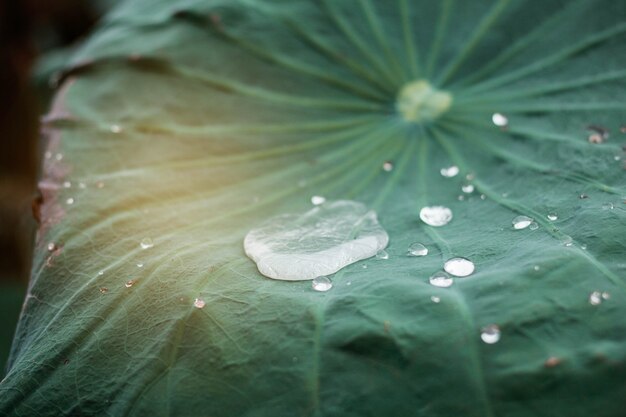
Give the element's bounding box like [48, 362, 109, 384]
[491, 113, 508, 128]
[312, 276, 333, 292]
[244, 200, 388, 281]
[589, 291, 602, 305]
[547, 212, 558, 221]
[140, 238, 154, 249]
[419, 206, 452, 227]
[407, 242, 428, 257]
[311, 195, 326, 206]
[512, 215, 533, 230]
[440, 165, 459, 178]
[444, 257, 475, 277]
[194, 298, 206, 308]
[429, 271, 453, 288]
[480, 325, 501, 344]
[375, 249, 389, 260]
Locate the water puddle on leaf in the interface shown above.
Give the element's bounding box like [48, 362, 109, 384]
[244, 200, 389, 281]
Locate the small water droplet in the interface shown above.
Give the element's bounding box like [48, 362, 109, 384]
[110, 124, 122, 133]
[63, 181, 71, 188]
[382, 161, 394, 172]
[96, 181, 105, 189]
[429, 271, 454, 288]
[444, 257, 475, 277]
[194, 298, 206, 308]
[480, 324, 501, 344]
[99, 287, 109, 294]
[361, 264, 367, 269]
[407, 242, 428, 257]
[140, 238, 154, 249]
[580, 243, 587, 250]
[561, 235, 573, 247]
[547, 212, 558, 221]
[544, 357, 561, 368]
[375, 249, 389, 260]
[502, 192, 509, 198]
[98, 270, 104, 276]
[602, 292, 610, 300]
[55, 153, 63, 161]
[311, 195, 326, 205]
[440, 165, 459, 178]
[136, 262, 144, 268]
[312, 276, 333, 292]
[529, 222, 539, 231]
[47, 242, 56, 252]
[78, 182, 87, 189]
[66, 197, 74, 205]
[419, 206, 453, 227]
[125, 280, 135, 288]
[430, 295, 441, 303]
[588, 133, 604, 144]
[512, 215, 533, 230]
[614, 155, 622, 161]
[457, 195, 465, 201]
[589, 291, 602, 305]
[480, 194, 486, 200]
[533, 265, 540, 271]
[602, 202, 614, 210]
[346, 281, 352, 286]
[465, 172, 475, 181]
[491, 113, 508, 128]
[579, 194, 589, 199]
[461, 184, 475, 194]
[44, 151, 52, 159]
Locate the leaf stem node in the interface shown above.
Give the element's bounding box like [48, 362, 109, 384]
[396, 80, 452, 123]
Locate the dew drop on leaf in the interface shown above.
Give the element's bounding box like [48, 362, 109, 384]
[529, 222, 539, 231]
[440, 165, 459, 178]
[602, 202, 614, 210]
[481, 325, 501, 344]
[136, 262, 144, 268]
[429, 271, 454, 288]
[491, 113, 508, 128]
[98, 270, 104, 276]
[125, 280, 135, 288]
[47, 242, 56, 252]
[589, 291, 602, 305]
[110, 124, 122, 134]
[244, 200, 388, 281]
[96, 181, 105, 189]
[44, 151, 52, 159]
[602, 292, 611, 300]
[63, 181, 71, 188]
[375, 249, 389, 260]
[419, 206, 453, 227]
[382, 161, 393, 172]
[140, 238, 154, 249]
[547, 212, 558, 221]
[194, 298, 206, 309]
[312, 276, 332, 292]
[461, 184, 474, 194]
[311, 195, 326, 206]
[512, 215, 533, 230]
[66, 198, 74, 205]
[579, 194, 589, 199]
[561, 235, 574, 247]
[430, 295, 441, 303]
[99, 287, 109, 294]
[55, 153, 63, 161]
[407, 242, 428, 257]
[444, 257, 475, 277]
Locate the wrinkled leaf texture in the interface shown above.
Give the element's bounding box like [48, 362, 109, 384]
[2, 0, 626, 416]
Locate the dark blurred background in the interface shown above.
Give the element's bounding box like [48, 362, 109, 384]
[0, 0, 112, 373]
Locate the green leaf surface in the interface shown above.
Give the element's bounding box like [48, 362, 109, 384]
[3, 0, 626, 416]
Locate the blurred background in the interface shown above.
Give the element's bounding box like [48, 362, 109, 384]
[0, 0, 113, 373]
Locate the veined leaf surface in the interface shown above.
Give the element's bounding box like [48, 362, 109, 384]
[2, 1, 626, 416]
